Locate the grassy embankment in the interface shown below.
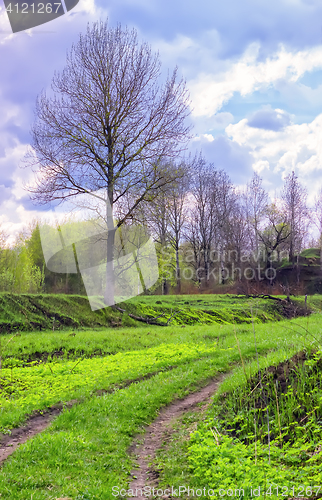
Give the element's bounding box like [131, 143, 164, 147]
[0, 293, 320, 498]
[0, 292, 313, 333]
[153, 312, 322, 498]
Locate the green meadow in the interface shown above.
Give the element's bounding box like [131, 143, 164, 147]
[0, 293, 321, 499]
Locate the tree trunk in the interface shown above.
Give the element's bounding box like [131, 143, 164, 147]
[296, 253, 300, 285]
[175, 243, 181, 293]
[290, 238, 294, 265]
[104, 228, 116, 306]
[204, 244, 209, 287]
[162, 278, 169, 295]
[266, 251, 273, 286]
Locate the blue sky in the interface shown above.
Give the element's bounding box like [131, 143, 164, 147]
[1, 0, 322, 243]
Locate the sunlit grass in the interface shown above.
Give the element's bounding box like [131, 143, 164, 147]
[0, 296, 321, 498]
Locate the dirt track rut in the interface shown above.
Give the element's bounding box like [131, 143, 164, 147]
[128, 374, 225, 498]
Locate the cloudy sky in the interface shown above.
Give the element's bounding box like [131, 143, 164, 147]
[1, 0, 322, 244]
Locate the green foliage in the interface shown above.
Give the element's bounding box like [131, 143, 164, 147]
[0, 342, 220, 432]
[0, 292, 307, 334]
[0, 296, 321, 497]
[0, 233, 45, 294]
[189, 432, 322, 498]
[13, 246, 45, 293]
[300, 248, 320, 259]
[0, 357, 228, 499]
[187, 323, 322, 497]
[151, 243, 178, 292]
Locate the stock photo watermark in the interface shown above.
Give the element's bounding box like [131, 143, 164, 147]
[3, 0, 79, 33]
[112, 484, 322, 497]
[160, 248, 289, 283]
[39, 199, 159, 311]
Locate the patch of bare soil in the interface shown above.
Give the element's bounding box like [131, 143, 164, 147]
[0, 401, 76, 465]
[128, 374, 226, 499]
[0, 367, 179, 467]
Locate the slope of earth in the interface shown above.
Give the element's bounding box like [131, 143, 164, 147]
[0, 292, 314, 333]
[277, 247, 322, 294]
[185, 336, 322, 498]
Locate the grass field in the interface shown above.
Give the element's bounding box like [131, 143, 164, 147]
[0, 293, 321, 498]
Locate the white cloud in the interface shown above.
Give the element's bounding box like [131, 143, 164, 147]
[192, 133, 214, 143]
[64, 0, 98, 18]
[149, 29, 229, 91]
[189, 43, 322, 117]
[253, 160, 270, 173]
[226, 113, 322, 202]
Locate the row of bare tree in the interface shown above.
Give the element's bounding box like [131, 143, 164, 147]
[0, 160, 320, 295]
[0, 20, 321, 297]
[135, 154, 321, 293]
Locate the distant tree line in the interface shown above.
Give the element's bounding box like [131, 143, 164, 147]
[139, 155, 316, 294]
[1, 155, 322, 296]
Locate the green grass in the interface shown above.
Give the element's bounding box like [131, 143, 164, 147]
[185, 319, 322, 498]
[0, 293, 122, 332]
[124, 293, 312, 324]
[0, 342, 220, 432]
[300, 247, 320, 259]
[0, 311, 321, 497]
[0, 294, 321, 498]
[1, 312, 320, 432]
[0, 357, 230, 499]
[1, 293, 315, 367]
[0, 292, 311, 334]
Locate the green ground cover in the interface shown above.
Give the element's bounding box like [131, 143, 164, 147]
[300, 247, 320, 260]
[0, 357, 229, 499]
[185, 320, 322, 499]
[0, 292, 313, 366]
[0, 294, 321, 498]
[0, 293, 114, 331]
[0, 342, 220, 431]
[0, 292, 312, 333]
[0, 314, 299, 366]
[0, 312, 319, 433]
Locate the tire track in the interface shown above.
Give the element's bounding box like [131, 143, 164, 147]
[128, 374, 226, 498]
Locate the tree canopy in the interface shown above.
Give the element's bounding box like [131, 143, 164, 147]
[24, 19, 192, 305]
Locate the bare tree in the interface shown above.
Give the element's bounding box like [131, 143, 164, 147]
[243, 172, 268, 258]
[140, 184, 171, 295]
[211, 169, 236, 284]
[167, 163, 190, 293]
[184, 156, 235, 287]
[187, 156, 217, 287]
[226, 191, 248, 281]
[136, 160, 189, 294]
[24, 20, 191, 305]
[281, 171, 308, 265]
[257, 203, 291, 284]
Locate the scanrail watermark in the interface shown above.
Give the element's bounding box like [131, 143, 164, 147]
[39, 193, 159, 311]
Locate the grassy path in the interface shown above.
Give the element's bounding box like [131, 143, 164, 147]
[0, 356, 229, 499]
[0, 311, 320, 498]
[128, 375, 225, 498]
